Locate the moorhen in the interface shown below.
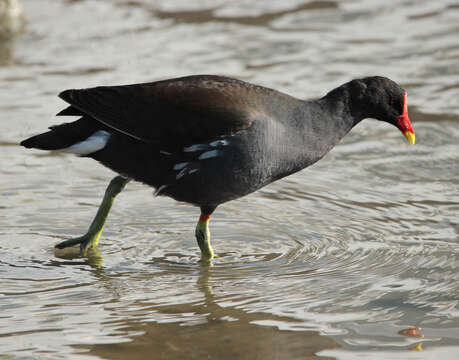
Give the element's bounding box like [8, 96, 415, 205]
[21, 75, 415, 260]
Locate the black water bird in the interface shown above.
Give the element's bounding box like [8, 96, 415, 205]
[21, 75, 415, 260]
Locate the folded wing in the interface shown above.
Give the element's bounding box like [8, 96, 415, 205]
[58, 75, 257, 150]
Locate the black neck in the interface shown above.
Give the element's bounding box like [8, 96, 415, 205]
[270, 82, 364, 176]
[300, 84, 362, 154]
[318, 81, 365, 130]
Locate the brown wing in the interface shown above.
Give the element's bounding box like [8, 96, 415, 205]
[58, 75, 260, 149]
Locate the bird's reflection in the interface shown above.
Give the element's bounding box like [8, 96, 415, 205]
[54, 245, 103, 268]
[55, 244, 339, 359]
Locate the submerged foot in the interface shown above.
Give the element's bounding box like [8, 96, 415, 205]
[54, 231, 102, 254]
[54, 244, 103, 268]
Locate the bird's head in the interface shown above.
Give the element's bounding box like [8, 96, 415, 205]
[349, 76, 415, 145]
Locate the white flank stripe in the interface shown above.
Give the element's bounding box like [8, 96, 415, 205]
[176, 168, 188, 180]
[59, 130, 111, 155]
[183, 144, 209, 152]
[198, 150, 221, 160]
[173, 162, 188, 170]
[209, 139, 229, 147]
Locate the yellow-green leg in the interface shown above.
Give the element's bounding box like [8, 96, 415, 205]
[55, 176, 130, 255]
[195, 213, 214, 261]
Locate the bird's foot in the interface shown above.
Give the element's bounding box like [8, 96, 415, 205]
[54, 230, 102, 255]
[53, 175, 129, 256]
[54, 243, 103, 268]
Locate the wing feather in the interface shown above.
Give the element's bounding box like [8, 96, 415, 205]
[58, 75, 258, 149]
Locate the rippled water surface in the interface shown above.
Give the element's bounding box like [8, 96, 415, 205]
[1, 0, 458, 359]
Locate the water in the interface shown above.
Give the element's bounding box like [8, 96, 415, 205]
[1, 0, 458, 359]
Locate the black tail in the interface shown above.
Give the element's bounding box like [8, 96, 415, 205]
[21, 117, 100, 150]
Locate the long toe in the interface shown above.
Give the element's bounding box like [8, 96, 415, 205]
[54, 236, 85, 249]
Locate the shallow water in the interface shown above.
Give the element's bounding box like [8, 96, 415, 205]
[1, 0, 458, 359]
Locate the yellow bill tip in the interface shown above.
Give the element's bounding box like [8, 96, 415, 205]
[404, 131, 415, 145]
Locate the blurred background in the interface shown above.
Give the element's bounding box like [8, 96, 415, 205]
[0, 0, 458, 359]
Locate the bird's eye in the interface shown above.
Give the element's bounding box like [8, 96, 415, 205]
[389, 99, 394, 105]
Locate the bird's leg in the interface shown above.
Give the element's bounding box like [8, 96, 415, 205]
[195, 206, 217, 261]
[55, 176, 130, 254]
[196, 214, 213, 260]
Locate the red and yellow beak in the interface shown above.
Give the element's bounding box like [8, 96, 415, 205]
[397, 92, 415, 145]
